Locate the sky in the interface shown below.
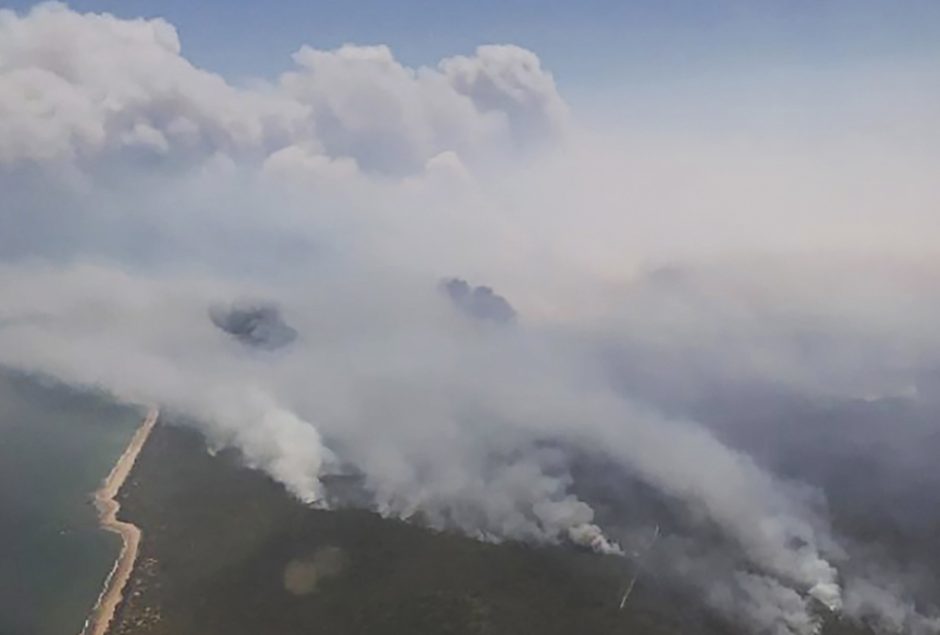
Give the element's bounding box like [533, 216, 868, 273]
[5, 0, 939, 107]
[2, 3, 940, 634]
[5, 1, 938, 145]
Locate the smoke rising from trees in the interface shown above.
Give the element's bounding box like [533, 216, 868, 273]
[1, 4, 940, 633]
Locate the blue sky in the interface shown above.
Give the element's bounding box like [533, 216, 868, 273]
[3, 1, 939, 146]
[7, 0, 940, 97]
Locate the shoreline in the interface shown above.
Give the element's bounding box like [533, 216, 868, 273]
[79, 406, 159, 635]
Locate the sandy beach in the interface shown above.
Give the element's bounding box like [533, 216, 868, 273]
[79, 407, 159, 635]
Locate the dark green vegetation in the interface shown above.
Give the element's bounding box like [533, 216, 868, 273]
[110, 423, 733, 635]
[0, 371, 140, 635]
[109, 419, 915, 635]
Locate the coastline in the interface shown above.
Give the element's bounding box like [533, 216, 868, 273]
[79, 406, 159, 635]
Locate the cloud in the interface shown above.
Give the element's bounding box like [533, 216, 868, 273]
[262, 145, 360, 182]
[0, 3, 306, 166]
[0, 3, 566, 175]
[440, 44, 568, 146]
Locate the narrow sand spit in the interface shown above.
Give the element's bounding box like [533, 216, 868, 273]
[80, 407, 159, 635]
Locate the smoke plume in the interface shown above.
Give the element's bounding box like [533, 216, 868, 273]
[2, 4, 940, 633]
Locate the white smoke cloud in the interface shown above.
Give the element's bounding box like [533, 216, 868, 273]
[0, 3, 306, 165]
[1, 4, 939, 634]
[843, 578, 940, 635]
[0, 3, 565, 174]
[0, 259, 857, 633]
[712, 573, 822, 635]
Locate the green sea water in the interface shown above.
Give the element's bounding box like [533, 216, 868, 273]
[0, 371, 141, 635]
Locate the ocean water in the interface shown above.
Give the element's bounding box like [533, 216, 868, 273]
[0, 371, 141, 635]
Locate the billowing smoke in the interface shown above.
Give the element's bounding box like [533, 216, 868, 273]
[209, 301, 298, 349]
[441, 277, 517, 323]
[2, 5, 940, 634]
